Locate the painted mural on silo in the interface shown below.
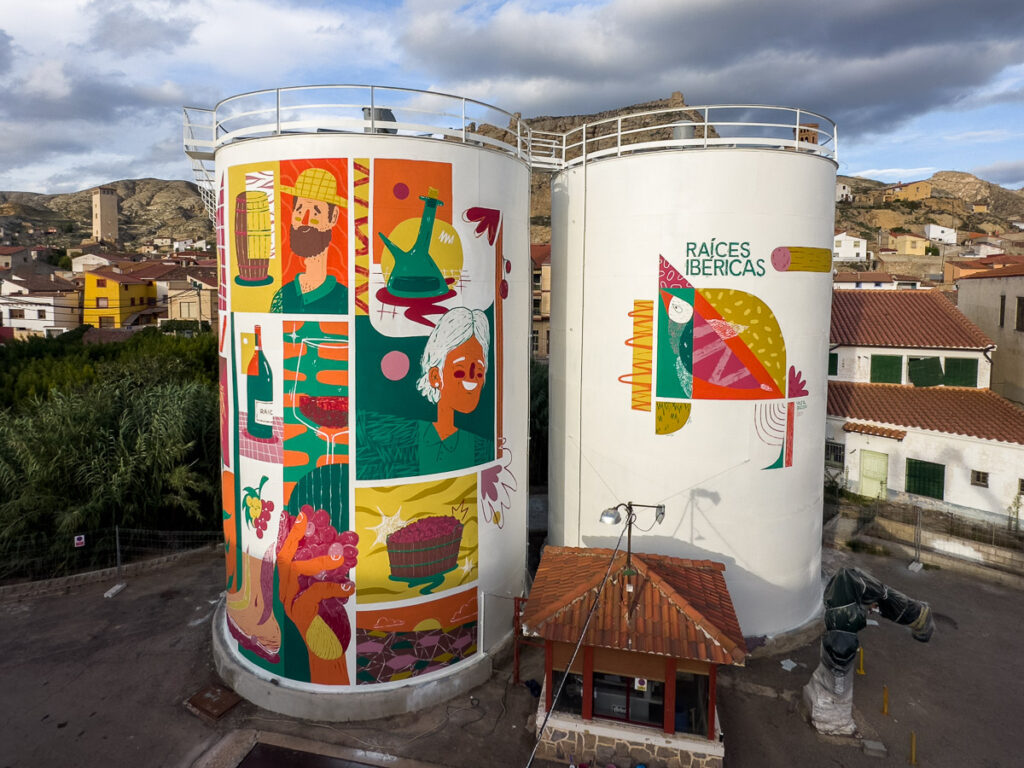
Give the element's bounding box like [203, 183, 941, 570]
[217, 151, 523, 687]
[551, 147, 835, 637]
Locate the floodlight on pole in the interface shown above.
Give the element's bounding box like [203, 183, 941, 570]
[599, 501, 666, 576]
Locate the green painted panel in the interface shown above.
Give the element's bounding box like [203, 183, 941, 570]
[944, 357, 978, 387]
[906, 458, 944, 500]
[870, 355, 902, 384]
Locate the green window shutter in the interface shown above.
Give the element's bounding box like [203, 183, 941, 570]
[906, 459, 944, 500]
[828, 352, 838, 376]
[944, 357, 978, 387]
[870, 355, 902, 383]
[908, 357, 943, 387]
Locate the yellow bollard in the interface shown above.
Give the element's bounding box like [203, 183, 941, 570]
[882, 685, 889, 715]
[909, 731, 917, 765]
[857, 647, 866, 675]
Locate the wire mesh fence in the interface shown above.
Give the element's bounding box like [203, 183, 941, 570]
[873, 503, 1024, 552]
[0, 526, 222, 585]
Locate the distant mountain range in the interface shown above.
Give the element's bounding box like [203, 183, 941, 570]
[2, 149, 1022, 255]
[0, 178, 213, 249]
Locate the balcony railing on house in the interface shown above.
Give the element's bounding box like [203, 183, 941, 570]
[183, 88, 837, 219]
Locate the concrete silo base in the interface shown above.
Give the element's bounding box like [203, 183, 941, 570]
[211, 598, 494, 722]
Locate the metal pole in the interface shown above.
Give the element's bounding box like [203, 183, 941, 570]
[275, 89, 281, 136]
[370, 86, 376, 134]
[115, 525, 122, 577]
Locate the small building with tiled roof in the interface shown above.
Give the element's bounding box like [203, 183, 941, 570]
[521, 546, 745, 766]
[829, 290, 994, 388]
[832, 231, 869, 263]
[825, 381, 1024, 520]
[956, 265, 1024, 405]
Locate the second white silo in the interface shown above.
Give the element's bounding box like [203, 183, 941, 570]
[546, 106, 837, 637]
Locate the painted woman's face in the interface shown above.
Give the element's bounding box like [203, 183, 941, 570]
[437, 336, 486, 414]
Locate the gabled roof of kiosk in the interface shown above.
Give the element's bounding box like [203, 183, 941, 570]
[522, 546, 747, 666]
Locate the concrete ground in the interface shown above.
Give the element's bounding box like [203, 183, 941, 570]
[1, 541, 1021, 768]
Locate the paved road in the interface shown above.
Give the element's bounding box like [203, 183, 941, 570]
[718, 546, 1023, 768]
[1, 544, 1020, 768]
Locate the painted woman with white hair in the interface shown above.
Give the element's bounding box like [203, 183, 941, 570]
[415, 306, 491, 472]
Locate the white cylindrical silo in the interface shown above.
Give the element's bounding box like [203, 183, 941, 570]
[192, 86, 530, 718]
[547, 108, 837, 637]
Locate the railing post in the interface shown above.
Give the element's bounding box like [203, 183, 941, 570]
[795, 108, 802, 150]
[617, 116, 622, 157]
[275, 89, 281, 136]
[370, 86, 376, 134]
[462, 98, 467, 144]
[703, 107, 709, 148]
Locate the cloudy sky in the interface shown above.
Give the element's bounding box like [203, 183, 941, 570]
[2, 0, 1023, 193]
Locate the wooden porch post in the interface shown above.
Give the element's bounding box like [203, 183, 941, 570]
[545, 640, 554, 712]
[663, 657, 677, 734]
[582, 646, 594, 720]
[707, 664, 717, 741]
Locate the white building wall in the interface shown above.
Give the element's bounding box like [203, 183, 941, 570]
[833, 232, 867, 262]
[957, 275, 1024, 404]
[72, 254, 113, 273]
[924, 224, 956, 245]
[826, 418, 1024, 521]
[551, 148, 835, 636]
[830, 345, 991, 388]
[0, 293, 80, 333]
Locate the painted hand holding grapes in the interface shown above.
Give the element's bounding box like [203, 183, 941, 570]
[276, 505, 359, 684]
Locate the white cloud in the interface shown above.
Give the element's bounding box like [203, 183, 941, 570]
[22, 60, 72, 99]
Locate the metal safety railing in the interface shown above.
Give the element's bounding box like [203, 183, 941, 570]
[183, 89, 837, 218]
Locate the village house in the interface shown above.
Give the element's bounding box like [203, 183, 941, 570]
[924, 223, 956, 245]
[832, 231, 869, 263]
[0, 245, 31, 270]
[826, 382, 1024, 522]
[825, 289, 1024, 522]
[0, 269, 81, 338]
[82, 265, 157, 329]
[956, 264, 1024, 405]
[880, 180, 932, 203]
[828, 289, 993, 387]
[885, 231, 927, 257]
[166, 267, 218, 326]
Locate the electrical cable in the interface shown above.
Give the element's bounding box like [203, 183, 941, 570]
[523, 520, 628, 768]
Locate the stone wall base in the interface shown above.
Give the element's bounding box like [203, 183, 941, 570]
[535, 701, 723, 768]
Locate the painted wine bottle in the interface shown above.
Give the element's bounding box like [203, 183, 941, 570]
[246, 324, 274, 439]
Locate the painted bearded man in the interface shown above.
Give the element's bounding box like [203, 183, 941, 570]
[270, 168, 348, 314]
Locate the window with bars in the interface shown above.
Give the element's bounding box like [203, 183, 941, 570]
[970, 470, 989, 487]
[825, 440, 845, 467]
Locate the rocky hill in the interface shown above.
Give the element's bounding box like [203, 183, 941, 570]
[0, 179, 213, 249]
[835, 171, 1024, 245]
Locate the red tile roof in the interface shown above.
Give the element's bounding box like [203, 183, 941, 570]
[843, 421, 906, 441]
[531, 243, 551, 268]
[522, 546, 746, 666]
[828, 382, 1024, 445]
[834, 271, 892, 283]
[830, 290, 992, 349]
[0, 246, 28, 255]
[90, 266, 151, 285]
[959, 264, 1024, 280]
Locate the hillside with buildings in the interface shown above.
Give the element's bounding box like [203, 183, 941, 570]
[835, 171, 1024, 251]
[0, 179, 213, 250]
